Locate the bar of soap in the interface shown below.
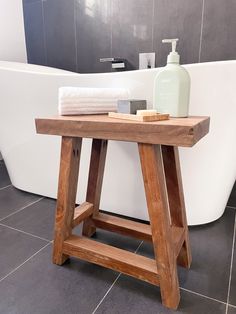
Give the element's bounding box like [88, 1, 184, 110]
[136, 109, 157, 116]
[117, 99, 147, 114]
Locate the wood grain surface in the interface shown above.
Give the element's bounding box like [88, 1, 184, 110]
[63, 235, 159, 285]
[35, 114, 210, 147]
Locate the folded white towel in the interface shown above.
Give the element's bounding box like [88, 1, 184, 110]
[59, 87, 130, 116]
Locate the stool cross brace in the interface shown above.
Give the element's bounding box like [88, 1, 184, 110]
[52, 136, 191, 310]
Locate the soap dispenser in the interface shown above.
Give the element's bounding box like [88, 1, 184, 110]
[153, 39, 190, 117]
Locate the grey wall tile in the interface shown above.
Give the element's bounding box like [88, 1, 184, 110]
[23, 0, 41, 4]
[23, 1, 46, 65]
[43, 0, 77, 71]
[75, 0, 112, 73]
[23, 0, 236, 73]
[111, 0, 153, 70]
[153, 0, 203, 66]
[200, 0, 236, 62]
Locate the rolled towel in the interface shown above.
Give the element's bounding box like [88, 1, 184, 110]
[58, 87, 130, 115]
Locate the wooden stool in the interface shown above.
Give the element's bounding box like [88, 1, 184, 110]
[35, 115, 210, 309]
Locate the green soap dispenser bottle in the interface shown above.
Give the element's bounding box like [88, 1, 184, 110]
[153, 39, 190, 117]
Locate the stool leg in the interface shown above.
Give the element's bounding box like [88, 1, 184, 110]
[53, 136, 82, 265]
[138, 143, 180, 309]
[162, 145, 192, 268]
[82, 139, 108, 237]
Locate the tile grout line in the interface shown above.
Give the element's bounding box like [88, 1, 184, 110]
[151, 0, 155, 52]
[227, 206, 236, 210]
[198, 0, 205, 63]
[74, 0, 78, 72]
[0, 197, 45, 222]
[0, 184, 12, 191]
[180, 286, 227, 306]
[110, 0, 113, 66]
[225, 212, 236, 314]
[0, 223, 51, 243]
[91, 241, 144, 314]
[228, 303, 236, 309]
[91, 273, 121, 314]
[137, 239, 228, 307]
[0, 242, 51, 284]
[134, 241, 144, 255]
[41, 0, 48, 65]
[136, 240, 226, 305]
[137, 241, 228, 307]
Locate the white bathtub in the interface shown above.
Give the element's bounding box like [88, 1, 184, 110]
[0, 60, 235, 225]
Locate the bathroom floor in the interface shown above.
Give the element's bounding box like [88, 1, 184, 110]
[0, 160, 236, 314]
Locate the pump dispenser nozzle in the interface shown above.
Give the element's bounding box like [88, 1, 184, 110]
[162, 38, 180, 64]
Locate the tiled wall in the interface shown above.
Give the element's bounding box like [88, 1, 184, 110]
[23, 0, 236, 73]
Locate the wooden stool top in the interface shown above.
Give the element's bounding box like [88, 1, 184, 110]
[35, 114, 210, 147]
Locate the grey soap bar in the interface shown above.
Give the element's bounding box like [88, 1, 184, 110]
[117, 99, 147, 114]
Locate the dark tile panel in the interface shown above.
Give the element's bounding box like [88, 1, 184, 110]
[23, 0, 41, 4]
[153, 0, 203, 66]
[1, 198, 56, 241]
[23, 1, 47, 65]
[0, 245, 117, 314]
[0, 224, 47, 280]
[76, 0, 112, 73]
[201, 0, 236, 62]
[0, 161, 11, 188]
[43, 0, 77, 71]
[111, 0, 153, 70]
[95, 275, 226, 314]
[138, 208, 235, 302]
[228, 182, 236, 208]
[0, 186, 41, 220]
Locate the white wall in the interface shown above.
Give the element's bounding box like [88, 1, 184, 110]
[0, 0, 27, 160]
[0, 0, 27, 62]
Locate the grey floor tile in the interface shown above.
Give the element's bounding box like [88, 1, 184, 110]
[228, 305, 236, 314]
[92, 228, 141, 252]
[229, 212, 236, 306]
[138, 208, 235, 302]
[0, 186, 41, 220]
[95, 275, 226, 314]
[0, 224, 48, 280]
[1, 197, 142, 250]
[228, 182, 236, 208]
[0, 160, 11, 188]
[1, 198, 56, 241]
[0, 244, 119, 314]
